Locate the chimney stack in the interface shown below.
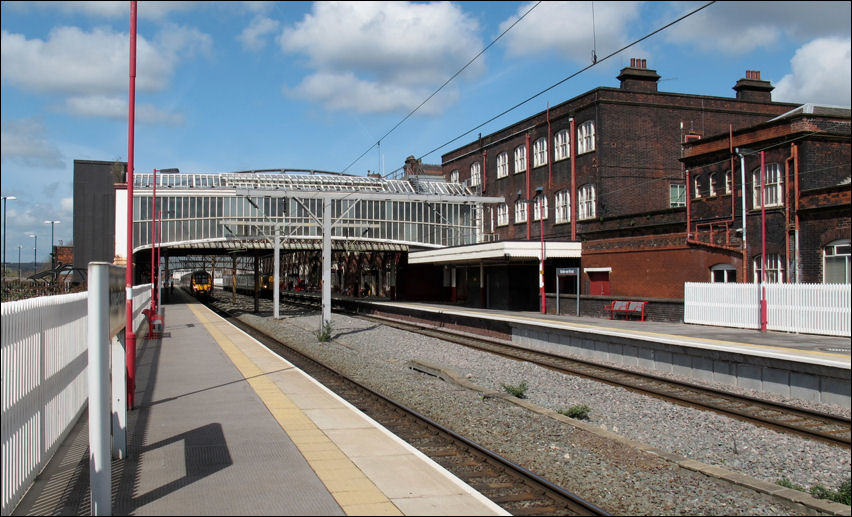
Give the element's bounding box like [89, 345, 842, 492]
[618, 58, 659, 92]
[734, 70, 773, 102]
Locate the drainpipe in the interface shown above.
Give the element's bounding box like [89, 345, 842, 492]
[760, 151, 767, 332]
[526, 133, 531, 241]
[547, 103, 552, 190]
[793, 143, 800, 282]
[736, 148, 748, 284]
[570, 117, 576, 241]
[785, 152, 793, 282]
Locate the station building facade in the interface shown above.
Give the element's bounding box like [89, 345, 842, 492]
[427, 59, 851, 317]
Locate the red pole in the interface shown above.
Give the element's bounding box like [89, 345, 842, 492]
[126, 0, 137, 409]
[760, 151, 767, 332]
[540, 196, 545, 313]
[570, 117, 576, 241]
[525, 133, 531, 240]
[150, 168, 157, 312]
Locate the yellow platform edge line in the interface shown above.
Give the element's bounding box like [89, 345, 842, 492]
[185, 303, 403, 516]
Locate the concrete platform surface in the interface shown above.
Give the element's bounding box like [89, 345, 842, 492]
[12, 300, 507, 516]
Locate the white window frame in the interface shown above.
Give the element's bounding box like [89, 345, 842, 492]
[532, 195, 548, 221]
[670, 184, 685, 208]
[709, 173, 718, 197]
[533, 137, 548, 168]
[554, 129, 570, 161]
[514, 199, 527, 224]
[577, 120, 595, 154]
[555, 189, 571, 223]
[497, 203, 509, 227]
[450, 169, 459, 183]
[693, 176, 701, 198]
[578, 184, 596, 220]
[725, 170, 732, 194]
[752, 163, 783, 208]
[753, 253, 784, 283]
[710, 264, 737, 283]
[824, 240, 851, 284]
[496, 151, 509, 179]
[513, 145, 526, 174]
[470, 162, 481, 187]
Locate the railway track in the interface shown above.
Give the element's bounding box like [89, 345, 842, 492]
[275, 292, 850, 449]
[203, 300, 610, 517]
[356, 312, 852, 449]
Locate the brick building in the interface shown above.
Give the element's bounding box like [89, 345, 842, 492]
[425, 60, 830, 315]
[682, 104, 851, 286]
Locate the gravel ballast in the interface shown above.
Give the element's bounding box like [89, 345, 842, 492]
[209, 292, 851, 516]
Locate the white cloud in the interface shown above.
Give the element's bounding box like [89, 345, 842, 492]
[284, 71, 458, 115]
[60, 95, 185, 125]
[23, 1, 197, 21]
[279, 1, 482, 114]
[499, 1, 642, 63]
[662, 1, 851, 55]
[1, 25, 209, 96]
[774, 38, 852, 107]
[238, 16, 280, 51]
[1, 118, 65, 169]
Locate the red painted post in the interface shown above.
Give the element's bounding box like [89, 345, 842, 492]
[760, 151, 767, 332]
[126, 0, 137, 409]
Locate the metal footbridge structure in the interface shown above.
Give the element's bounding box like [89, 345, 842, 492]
[129, 170, 504, 325]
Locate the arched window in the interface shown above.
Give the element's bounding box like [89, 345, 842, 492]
[709, 173, 718, 197]
[693, 175, 702, 198]
[824, 240, 851, 283]
[753, 253, 784, 283]
[555, 189, 570, 223]
[496, 152, 509, 179]
[470, 162, 481, 187]
[577, 120, 595, 154]
[513, 144, 526, 173]
[578, 184, 596, 220]
[449, 169, 459, 183]
[514, 199, 528, 223]
[532, 195, 548, 221]
[710, 264, 737, 283]
[724, 170, 732, 194]
[533, 137, 548, 168]
[554, 129, 570, 161]
[497, 203, 509, 226]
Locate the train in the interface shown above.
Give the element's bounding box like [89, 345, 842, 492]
[181, 270, 214, 297]
[220, 273, 279, 298]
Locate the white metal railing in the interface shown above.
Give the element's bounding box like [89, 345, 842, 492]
[684, 282, 851, 336]
[1, 285, 151, 515]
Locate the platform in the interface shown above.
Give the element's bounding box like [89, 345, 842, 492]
[11, 300, 507, 516]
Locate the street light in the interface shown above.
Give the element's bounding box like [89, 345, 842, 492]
[44, 220, 60, 284]
[28, 233, 37, 273]
[2, 195, 16, 298]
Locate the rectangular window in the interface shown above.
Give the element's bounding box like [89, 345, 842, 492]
[752, 164, 783, 208]
[533, 138, 547, 168]
[514, 199, 527, 223]
[496, 152, 509, 179]
[497, 203, 509, 226]
[670, 184, 686, 207]
[532, 196, 548, 221]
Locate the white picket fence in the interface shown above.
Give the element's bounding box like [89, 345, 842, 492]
[684, 282, 851, 337]
[1, 285, 151, 516]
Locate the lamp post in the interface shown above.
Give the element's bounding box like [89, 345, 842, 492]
[44, 220, 61, 285]
[28, 233, 37, 273]
[2, 195, 16, 299]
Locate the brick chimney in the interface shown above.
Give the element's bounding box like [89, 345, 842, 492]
[733, 70, 774, 102]
[617, 58, 660, 93]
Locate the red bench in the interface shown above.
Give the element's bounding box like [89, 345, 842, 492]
[605, 300, 647, 321]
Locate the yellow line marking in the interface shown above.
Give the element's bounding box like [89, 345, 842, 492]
[186, 303, 402, 516]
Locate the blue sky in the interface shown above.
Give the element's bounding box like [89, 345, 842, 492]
[2, 1, 850, 265]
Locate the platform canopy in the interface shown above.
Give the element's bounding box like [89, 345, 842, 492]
[407, 240, 582, 265]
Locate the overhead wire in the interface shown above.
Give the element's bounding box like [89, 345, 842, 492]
[341, 1, 543, 174]
[400, 0, 717, 175]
